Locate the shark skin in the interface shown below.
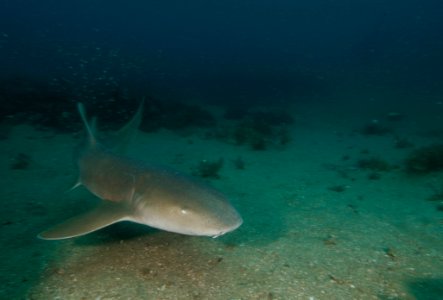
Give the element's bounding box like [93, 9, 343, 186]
[38, 103, 242, 240]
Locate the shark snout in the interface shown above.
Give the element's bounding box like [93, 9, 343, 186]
[207, 206, 243, 238]
[211, 214, 243, 238]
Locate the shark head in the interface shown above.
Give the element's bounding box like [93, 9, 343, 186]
[130, 172, 243, 238]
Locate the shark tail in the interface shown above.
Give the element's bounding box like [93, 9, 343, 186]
[77, 102, 97, 147]
[76, 99, 144, 154]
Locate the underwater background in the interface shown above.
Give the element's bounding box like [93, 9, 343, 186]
[0, 0, 442, 299]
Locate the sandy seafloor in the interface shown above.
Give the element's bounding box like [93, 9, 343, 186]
[0, 101, 442, 300]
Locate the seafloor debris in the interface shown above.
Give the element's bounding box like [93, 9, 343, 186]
[193, 158, 224, 179]
[327, 184, 347, 193]
[232, 156, 246, 170]
[356, 156, 392, 172]
[10, 153, 32, 170]
[404, 143, 443, 173]
[360, 120, 391, 136]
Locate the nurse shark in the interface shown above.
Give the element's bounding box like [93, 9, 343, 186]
[38, 102, 242, 240]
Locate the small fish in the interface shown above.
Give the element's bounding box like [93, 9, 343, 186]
[38, 102, 242, 240]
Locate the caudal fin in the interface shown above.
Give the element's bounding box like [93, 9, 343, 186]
[77, 102, 97, 147]
[76, 100, 144, 153]
[38, 202, 130, 240]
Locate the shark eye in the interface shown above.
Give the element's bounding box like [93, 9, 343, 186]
[177, 206, 192, 215]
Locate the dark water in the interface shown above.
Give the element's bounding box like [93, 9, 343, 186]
[1, 1, 443, 299]
[1, 0, 442, 110]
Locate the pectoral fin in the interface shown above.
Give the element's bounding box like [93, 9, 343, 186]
[38, 201, 130, 240]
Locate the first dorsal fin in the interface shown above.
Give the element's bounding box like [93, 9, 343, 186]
[107, 98, 144, 154]
[76, 100, 144, 153]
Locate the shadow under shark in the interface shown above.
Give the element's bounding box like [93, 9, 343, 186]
[38, 102, 242, 240]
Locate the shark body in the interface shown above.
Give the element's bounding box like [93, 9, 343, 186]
[38, 102, 242, 240]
